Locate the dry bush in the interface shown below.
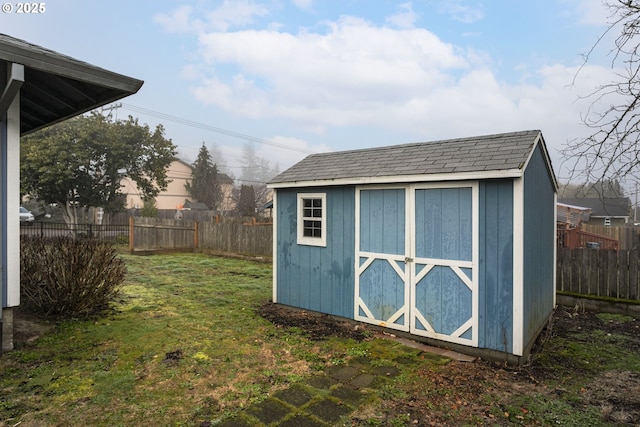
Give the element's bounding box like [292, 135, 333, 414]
[20, 236, 126, 317]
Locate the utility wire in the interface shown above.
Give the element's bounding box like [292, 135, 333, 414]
[121, 103, 314, 155]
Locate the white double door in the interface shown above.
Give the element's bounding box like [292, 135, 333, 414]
[355, 183, 478, 347]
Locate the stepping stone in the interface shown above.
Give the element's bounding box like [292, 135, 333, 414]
[326, 365, 360, 382]
[370, 365, 400, 377]
[347, 373, 375, 390]
[214, 416, 254, 427]
[245, 398, 290, 425]
[307, 399, 352, 423]
[273, 384, 313, 407]
[306, 374, 337, 390]
[330, 386, 369, 405]
[278, 414, 326, 427]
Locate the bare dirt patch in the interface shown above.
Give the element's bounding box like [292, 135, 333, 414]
[11, 308, 55, 347]
[257, 302, 369, 341]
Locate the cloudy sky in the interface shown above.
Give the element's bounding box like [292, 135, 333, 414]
[0, 0, 623, 184]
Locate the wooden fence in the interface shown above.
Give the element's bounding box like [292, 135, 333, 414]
[582, 224, 640, 250]
[129, 217, 272, 257]
[557, 248, 640, 301]
[130, 217, 195, 251]
[198, 221, 272, 257]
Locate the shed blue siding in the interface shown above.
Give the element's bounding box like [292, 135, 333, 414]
[523, 145, 555, 347]
[478, 180, 514, 353]
[275, 187, 355, 318]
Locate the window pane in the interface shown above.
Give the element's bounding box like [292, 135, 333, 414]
[302, 198, 323, 219]
[303, 220, 322, 238]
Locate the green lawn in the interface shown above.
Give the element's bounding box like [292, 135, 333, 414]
[2, 254, 304, 425]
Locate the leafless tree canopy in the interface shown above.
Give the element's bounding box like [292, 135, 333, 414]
[564, 0, 640, 185]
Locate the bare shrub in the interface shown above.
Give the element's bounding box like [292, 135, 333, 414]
[20, 236, 126, 317]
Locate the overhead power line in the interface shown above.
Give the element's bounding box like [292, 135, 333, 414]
[120, 103, 314, 155]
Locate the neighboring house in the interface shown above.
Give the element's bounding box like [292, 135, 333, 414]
[268, 130, 557, 364]
[0, 33, 142, 351]
[183, 200, 209, 210]
[121, 159, 235, 213]
[558, 197, 631, 226]
[557, 202, 592, 229]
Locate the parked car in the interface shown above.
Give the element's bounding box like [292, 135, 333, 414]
[20, 206, 34, 225]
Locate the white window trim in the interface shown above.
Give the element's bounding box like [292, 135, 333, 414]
[297, 193, 327, 247]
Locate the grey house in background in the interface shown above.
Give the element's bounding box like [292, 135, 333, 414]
[269, 130, 558, 363]
[558, 197, 632, 226]
[1, 33, 143, 351]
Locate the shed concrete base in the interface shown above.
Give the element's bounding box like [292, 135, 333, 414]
[1, 307, 14, 351]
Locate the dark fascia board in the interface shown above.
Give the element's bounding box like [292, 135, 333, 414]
[0, 35, 143, 94]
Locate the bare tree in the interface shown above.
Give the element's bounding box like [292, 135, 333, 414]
[564, 1, 640, 186]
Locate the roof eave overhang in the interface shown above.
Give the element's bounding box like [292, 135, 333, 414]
[1, 35, 144, 135]
[268, 168, 524, 189]
[1, 44, 143, 94]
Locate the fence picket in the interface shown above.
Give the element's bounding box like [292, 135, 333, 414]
[557, 248, 640, 302]
[619, 250, 629, 300]
[630, 249, 639, 300]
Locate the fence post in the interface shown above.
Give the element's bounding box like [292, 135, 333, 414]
[129, 216, 134, 253]
[194, 221, 199, 249]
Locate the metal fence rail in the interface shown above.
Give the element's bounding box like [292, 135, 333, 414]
[20, 222, 129, 243]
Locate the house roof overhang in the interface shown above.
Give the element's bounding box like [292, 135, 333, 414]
[0, 33, 144, 135]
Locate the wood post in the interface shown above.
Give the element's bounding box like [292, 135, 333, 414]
[129, 216, 134, 253]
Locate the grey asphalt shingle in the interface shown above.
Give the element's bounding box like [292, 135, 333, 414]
[269, 130, 542, 184]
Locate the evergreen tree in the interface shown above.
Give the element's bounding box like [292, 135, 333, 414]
[238, 185, 256, 217]
[185, 143, 222, 210]
[140, 197, 158, 218]
[240, 142, 260, 184]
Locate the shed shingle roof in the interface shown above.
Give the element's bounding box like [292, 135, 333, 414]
[269, 130, 547, 186]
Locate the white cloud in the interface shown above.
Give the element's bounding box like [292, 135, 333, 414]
[154, 5, 195, 33]
[437, 1, 484, 24]
[291, 0, 314, 11]
[191, 15, 469, 127]
[386, 2, 419, 29]
[154, 1, 269, 33]
[570, 0, 610, 26]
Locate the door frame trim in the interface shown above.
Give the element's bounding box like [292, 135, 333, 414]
[354, 182, 479, 347]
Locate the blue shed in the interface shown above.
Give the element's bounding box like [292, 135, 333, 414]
[267, 130, 557, 363]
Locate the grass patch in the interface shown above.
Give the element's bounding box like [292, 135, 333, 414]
[0, 254, 312, 426]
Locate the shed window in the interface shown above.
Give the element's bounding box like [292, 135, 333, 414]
[297, 193, 326, 246]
